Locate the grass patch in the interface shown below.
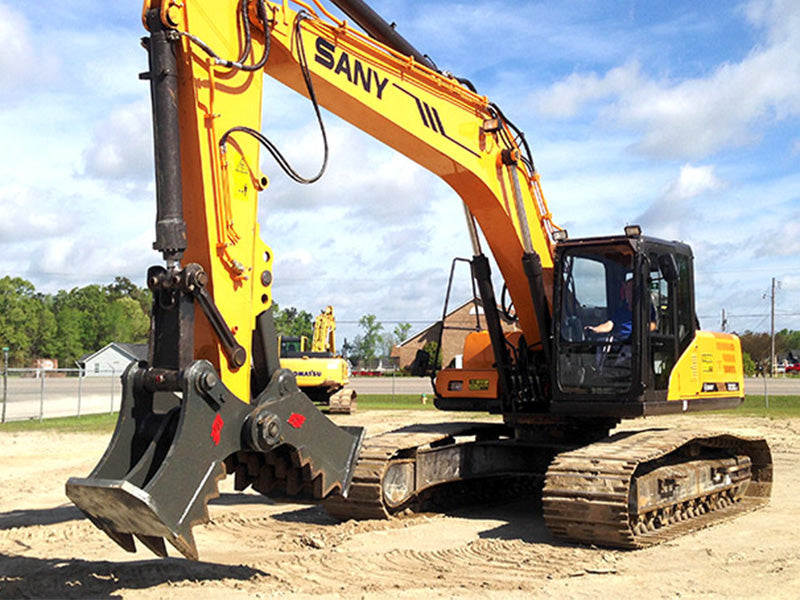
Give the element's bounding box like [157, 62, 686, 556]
[0, 395, 437, 433]
[352, 394, 437, 411]
[713, 395, 800, 419]
[5, 393, 796, 434]
[0, 412, 119, 433]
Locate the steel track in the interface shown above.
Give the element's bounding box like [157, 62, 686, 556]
[324, 424, 772, 550]
[542, 428, 773, 548]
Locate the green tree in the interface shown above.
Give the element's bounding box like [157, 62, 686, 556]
[738, 331, 771, 364]
[29, 293, 57, 359]
[0, 277, 60, 366]
[51, 282, 151, 366]
[352, 314, 384, 362]
[393, 322, 412, 343]
[379, 321, 414, 358]
[54, 285, 112, 351]
[0, 277, 151, 367]
[54, 306, 85, 366]
[422, 340, 442, 369]
[779, 329, 800, 358]
[273, 304, 314, 339]
[742, 352, 756, 377]
[107, 297, 150, 343]
[341, 337, 353, 359]
[107, 276, 152, 314]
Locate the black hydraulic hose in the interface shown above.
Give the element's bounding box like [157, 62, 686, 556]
[455, 76, 477, 93]
[219, 12, 329, 185]
[178, 0, 271, 71]
[173, 1, 331, 183]
[236, 0, 253, 65]
[489, 102, 537, 175]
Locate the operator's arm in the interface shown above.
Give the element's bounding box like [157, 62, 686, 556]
[586, 320, 613, 334]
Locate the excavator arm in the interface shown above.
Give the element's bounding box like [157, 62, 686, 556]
[266, 0, 560, 347]
[311, 306, 336, 354]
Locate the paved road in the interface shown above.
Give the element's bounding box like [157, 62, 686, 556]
[351, 376, 800, 396]
[743, 377, 800, 395]
[0, 375, 120, 422]
[348, 376, 433, 396]
[0, 374, 436, 422]
[1, 374, 795, 422]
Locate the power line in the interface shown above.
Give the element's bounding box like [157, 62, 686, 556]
[697, 312, 800, 319]
[696, 265, 800, 274]
[337, 319, 436, 324]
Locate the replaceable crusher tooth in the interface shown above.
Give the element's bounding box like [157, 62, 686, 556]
[66, 360, 363, 560]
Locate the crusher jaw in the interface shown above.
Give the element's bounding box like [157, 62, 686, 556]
[66, 360, 363, 560]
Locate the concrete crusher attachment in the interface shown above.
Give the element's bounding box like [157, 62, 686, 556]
[67, 360, 363, 560]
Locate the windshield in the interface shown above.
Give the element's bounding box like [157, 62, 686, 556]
[557, 244, 634, 395]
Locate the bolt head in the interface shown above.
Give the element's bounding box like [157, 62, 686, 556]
[201, 370, 218, 391]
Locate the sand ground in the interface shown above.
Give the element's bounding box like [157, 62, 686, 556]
[1, 410, 798, 599]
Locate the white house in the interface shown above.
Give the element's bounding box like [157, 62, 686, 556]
[80, 343, 147, 377]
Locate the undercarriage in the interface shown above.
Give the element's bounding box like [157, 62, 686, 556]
[325, 421, 772, 549]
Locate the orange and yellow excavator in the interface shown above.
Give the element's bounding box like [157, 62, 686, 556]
[66, 0, 771, 560]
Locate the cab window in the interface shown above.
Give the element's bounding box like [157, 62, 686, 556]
[557, 245, 634, 394]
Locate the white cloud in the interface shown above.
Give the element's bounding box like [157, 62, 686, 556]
[530, 0, 800, 159]
[82, 101, 153, 180]
[0, 187, 80, 242]
[757, 211, 800, 257]
[635, 164, 726, 240]
[0, 4, 33, 70]
[536, 62, 648, 119]
[262, 120, 450, 228]
[0, 3, 59, 104]
[0, 4, 37, 92]
[668, 164, 726, 199]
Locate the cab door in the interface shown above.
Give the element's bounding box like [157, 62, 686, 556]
[643, 244, 696, 401]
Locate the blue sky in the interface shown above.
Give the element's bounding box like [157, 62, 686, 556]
[1, 0, 798, 345]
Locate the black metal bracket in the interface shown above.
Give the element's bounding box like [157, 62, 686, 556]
[147, 263, 248, 371]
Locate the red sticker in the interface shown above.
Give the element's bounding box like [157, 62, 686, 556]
[287, 413, 306, 429]
[211, 414, 224, 446]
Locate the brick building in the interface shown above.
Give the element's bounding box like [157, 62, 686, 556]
[391, 299, 518, 371]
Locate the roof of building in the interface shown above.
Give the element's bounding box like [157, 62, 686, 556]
[397, 297, 512, 347]
[79, 342, 148, 365]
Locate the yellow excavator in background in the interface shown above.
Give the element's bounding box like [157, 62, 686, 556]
[280, 306, 356, 413]
[66, 0, 771, 560]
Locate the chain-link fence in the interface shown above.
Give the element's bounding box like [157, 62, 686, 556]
[1, 368, 123, 423]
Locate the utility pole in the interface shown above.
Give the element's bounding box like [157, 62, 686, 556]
[770, 277, 776, 377]
[2, 347, 8, 424]
[721, 309, 727, 332]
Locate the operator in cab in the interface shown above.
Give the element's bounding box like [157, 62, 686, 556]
[585, 278, 635, 339]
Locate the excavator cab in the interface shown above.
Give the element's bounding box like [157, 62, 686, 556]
[279, 335, 311, 356]
[551, 227, 742, 417]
